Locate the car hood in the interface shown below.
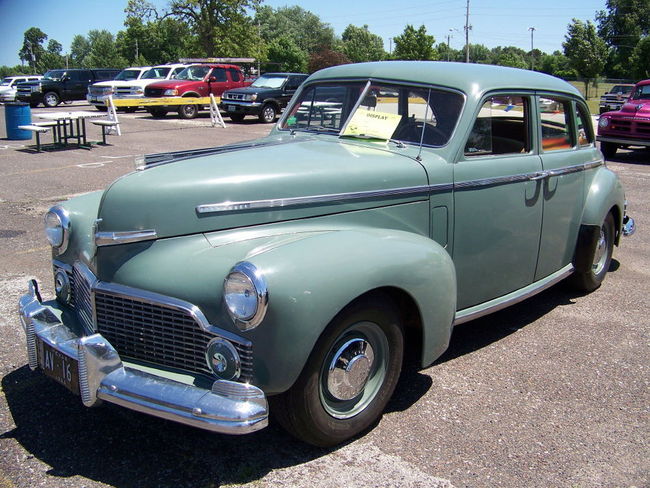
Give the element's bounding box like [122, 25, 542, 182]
[93, 80, 140, 88]
[618, 100, 650, 116]
[146, 80, 199, 90]
[225, 86, 281, 95]
[96, 137, 429, 240]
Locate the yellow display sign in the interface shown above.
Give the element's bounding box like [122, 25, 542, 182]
[341, 109, 402, 140]
[110, 97, 220, 107]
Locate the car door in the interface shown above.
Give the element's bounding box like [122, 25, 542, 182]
[66, 70, 91, 100]
[208, 67, 229, 96]
[453, 94, 544, 310]
[281, 76, 304, 108]
[533, 95, 594, 280]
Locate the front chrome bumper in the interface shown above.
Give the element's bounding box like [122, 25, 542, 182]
[18, 280, 268, 434]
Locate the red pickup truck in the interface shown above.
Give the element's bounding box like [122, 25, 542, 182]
[144, 64, 251, 119]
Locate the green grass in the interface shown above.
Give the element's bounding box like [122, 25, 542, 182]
[568, 81, 621, 114]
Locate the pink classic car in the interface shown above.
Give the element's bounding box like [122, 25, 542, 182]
[597, 79, 650, 158]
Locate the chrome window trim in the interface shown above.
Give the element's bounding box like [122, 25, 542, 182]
[196, 160, 602, 215]
[95, 229, 157, 247]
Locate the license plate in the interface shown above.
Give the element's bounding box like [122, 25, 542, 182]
[37, 338, 80, 395]
[228, 105, 236, 112]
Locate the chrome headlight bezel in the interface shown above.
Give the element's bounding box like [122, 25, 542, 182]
[44, 205, 70, 255]
[223, 261, 268, 331]
[163, 88, 178, 96]
[598, 116, 610, 128]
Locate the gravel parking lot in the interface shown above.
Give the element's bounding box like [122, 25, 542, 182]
[0, 102, 647, 488]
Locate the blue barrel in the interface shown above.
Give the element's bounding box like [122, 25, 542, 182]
[5, 102, 32, 140]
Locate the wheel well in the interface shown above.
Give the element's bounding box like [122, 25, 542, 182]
[182, 92, 200, 97]
[352, 287, 424, 368]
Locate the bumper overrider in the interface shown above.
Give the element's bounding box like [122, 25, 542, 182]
[18, 280, 268, 434]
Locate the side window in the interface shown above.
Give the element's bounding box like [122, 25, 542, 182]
[539, 97, 573, 151]
[228, 68, 241, 82]
[575, 103, 594, 147]
[465, 96, 530, 156]
[212, 68, 227, 82]
[171, 68, 183, 78]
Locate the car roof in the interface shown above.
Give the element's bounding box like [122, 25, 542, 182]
[261, 72, 307, 77]
[635, 79, 650, 87]
[308, 61, 582, 99]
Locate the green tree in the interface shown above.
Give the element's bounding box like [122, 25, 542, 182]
[341, 24, 385, 63]
[267, 36, 308, 72]
[393, 25, 437, 61]
[597, 0, 650, 77]
[84, 30, 128, 68]
[167, 0, 260, 57]
[255, 5, 336, 55]
[563, 19, 608, 97]
[491, 46, 528, 69]
[40, 39, 66, 71]
[539, 51, 577, 79]
[19, 27, 47, 73]
[630, 36, 650, 80]
[307, 48, 350, 73]
[70, 34, 91, 67]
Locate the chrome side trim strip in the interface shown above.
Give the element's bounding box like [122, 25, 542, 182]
[196, 183, 453, 214]
[453, 264, 574, 326]
[95, 230, 157, 247]
[195, 161, 602, 215]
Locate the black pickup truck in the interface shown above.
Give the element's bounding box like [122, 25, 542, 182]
[220, 72, 307, 123]
[16, 68, 120, 107]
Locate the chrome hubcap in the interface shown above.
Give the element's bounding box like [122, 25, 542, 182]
[592, 226, 608, 275]
[327, 338, 374, 401]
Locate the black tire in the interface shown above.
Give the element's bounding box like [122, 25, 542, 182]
[259, 104, 277, 123]
[178, 103, 198, 119]
[272, 295, 403, 447]
[43, 91, 60, 108]
[600, 141, 618, 159]
[95, 105, 108, 112]
[149, 108, 168, 118]
[229, 113, 245, 123]
[123, 107, 137, 113]
[569, 213, 615, 292]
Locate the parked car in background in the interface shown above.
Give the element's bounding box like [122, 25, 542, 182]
[220, 72, 308, 123]
[599, 83, 635, 114]
[16, 68, 120, 107]
[144, 63, 250, 119]
[17, 62, 635, 449]
[109, 63, 190, 111]
[597, 79, 650, 158]
[0, 75, 42, 102]
[87, 66, 151, 111]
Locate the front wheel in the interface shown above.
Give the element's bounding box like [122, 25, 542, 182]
[229, 113, 245, 123]
[600, 141, 618, 159]
[43, 91, 60, 108]
[259, 104, 277, 123]
[569, 213, 615, 292]
[178, 103, 199, 119]
[272, 296, 403, 447]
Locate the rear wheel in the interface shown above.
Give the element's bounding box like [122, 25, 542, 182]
[43, 91, 60, 108]
[272, 295, 403, 447]
[259, 104, 277, 123]
[569, 213, 615, 292]
[600, 141, 618, 159]
[178, 103, 199, 119]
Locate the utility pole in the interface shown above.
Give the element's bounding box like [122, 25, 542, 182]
[528, 27, 536, 70]
[135, 39, 139, 60]
[447, 29, 457, 62]
[464, 0, 472, 63]
[389, 37, 393, 56]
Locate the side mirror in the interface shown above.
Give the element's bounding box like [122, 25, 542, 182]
[208, 76, 217, 83]
[62, 76, 70, 82]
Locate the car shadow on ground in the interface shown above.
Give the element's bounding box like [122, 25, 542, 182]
[0, 275, 615, 487]
[605, 148, 650, 164]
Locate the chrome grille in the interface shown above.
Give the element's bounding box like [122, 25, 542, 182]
[72, 264, 95, 332]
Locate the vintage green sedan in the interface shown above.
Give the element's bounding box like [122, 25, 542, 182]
[18, 62, 635, 447]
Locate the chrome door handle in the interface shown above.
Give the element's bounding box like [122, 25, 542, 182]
[529, 171, 548, 181]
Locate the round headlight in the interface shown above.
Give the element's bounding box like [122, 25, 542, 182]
[44, 205, 70, 254]
[598, 116, 610, 128]
[223, 261, 268, 331]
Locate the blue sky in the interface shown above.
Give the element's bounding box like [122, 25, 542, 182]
[0, 0, 606, 68]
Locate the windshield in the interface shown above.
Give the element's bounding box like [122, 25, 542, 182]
[630, 84, 650, 100]
[142, 67, 171, 80]
[281, 81, 464, 147]
[115, 69, 142, 81]
[1, 78, 12, 86]
[175, 66, 211, 81]
[43, 70, 65, 81]
[251, 75, 288, 89]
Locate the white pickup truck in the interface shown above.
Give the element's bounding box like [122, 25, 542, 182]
[87, 64, 189, 111]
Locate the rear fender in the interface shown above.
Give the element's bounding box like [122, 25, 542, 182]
[581, 166, 625, 242]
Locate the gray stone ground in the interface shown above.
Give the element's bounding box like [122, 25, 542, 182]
[0, 102, 647, 488]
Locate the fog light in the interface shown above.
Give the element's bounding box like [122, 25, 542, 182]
[206, 338, 241, 380]
[54, 269, 71, 304]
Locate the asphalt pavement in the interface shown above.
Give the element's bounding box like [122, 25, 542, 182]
[0, 101, 648, 488]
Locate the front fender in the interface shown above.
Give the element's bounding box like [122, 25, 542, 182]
[246, 228, 456, 393]
[581, 166, 625, 235]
